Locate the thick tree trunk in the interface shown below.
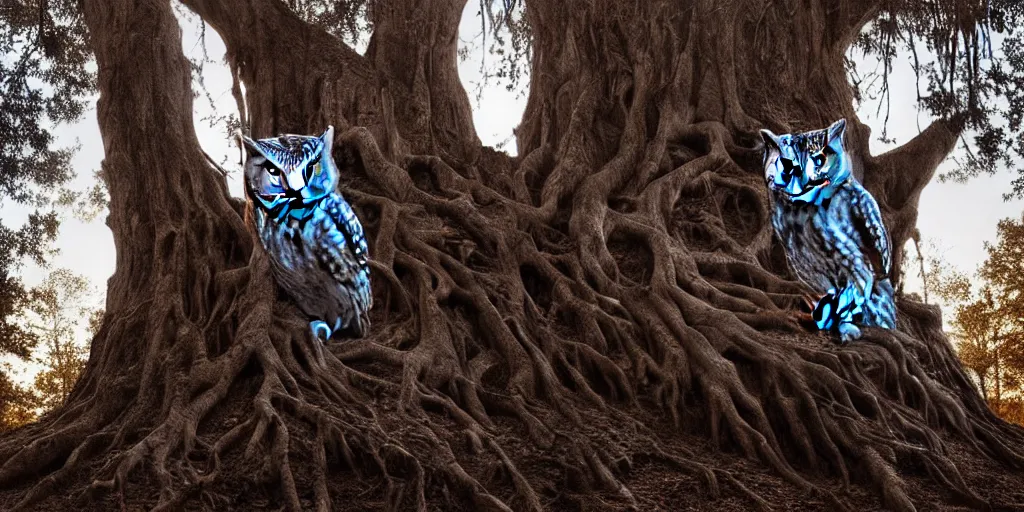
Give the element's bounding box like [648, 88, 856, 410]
[1, 0, 1023, 510]
[365, 0, 482, 164]
[0, 0, 258, 506]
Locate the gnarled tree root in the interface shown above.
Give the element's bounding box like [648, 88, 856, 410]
[2, 121, 1023, 511]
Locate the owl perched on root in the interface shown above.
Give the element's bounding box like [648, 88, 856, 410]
[761, 118, 896, 344]
[240, 126, 372, 342]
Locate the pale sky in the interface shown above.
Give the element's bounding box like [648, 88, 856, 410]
[3, 6, 1022, 384]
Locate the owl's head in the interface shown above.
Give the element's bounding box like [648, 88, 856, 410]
[241, 126, 338, 221]
[760, 119, 851, 205]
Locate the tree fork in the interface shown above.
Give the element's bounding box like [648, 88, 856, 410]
[366, 0, 482, 164]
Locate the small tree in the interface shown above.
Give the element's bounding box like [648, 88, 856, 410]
[0, 370, 37, 432]
[976, 214, 1024, 423]
[22, 269, 96, 413]
[0, 275, 40, 433]
[923, 218, 1024, 425]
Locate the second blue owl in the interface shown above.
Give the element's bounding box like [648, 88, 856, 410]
[761, 119, 896, 343]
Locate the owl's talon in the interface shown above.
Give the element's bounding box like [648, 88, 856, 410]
[836, 323, 862, 344]
[801, 293, 819, 312]
[311, 320, 332, 342]
[789, 310, 816, 326]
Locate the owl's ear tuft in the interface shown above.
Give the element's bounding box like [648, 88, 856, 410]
[238, 131, 263, 157]
[827, 118, 847, 143]
[321, 125, 335, 155]
[760, 129, 781, 151]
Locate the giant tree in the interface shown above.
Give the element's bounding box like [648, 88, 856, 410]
[2, 0, 1024, 511]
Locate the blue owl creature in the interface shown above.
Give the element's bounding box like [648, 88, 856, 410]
[760, 118, 896, 344]
[240, 125, 372, 343]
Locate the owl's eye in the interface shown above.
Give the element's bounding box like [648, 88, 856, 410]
[304, 162, 320, 180]
[811, 153, 825, 167]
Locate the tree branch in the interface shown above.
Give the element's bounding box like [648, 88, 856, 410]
[865, 117, 962, 201]
[863, 117, 963, 285]
[182, 0, 408, 162]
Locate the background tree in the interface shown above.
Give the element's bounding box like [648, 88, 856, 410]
[920, 218, 1024, 425]
[2, 1, 1024, 511]
[22, 269, 96, 413]
[1, 269, 101, 431]
[0, 371, 38, 433]
[0, 274, 39, 433]
[0, 0, 95, 419]
[974, 215, 1024, 424]
[910, 237, 972, 305]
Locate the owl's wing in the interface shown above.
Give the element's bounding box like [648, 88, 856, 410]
[849, 183, 891, 279]
[323, 194, 369, 264]
[315, 193, 372, 306]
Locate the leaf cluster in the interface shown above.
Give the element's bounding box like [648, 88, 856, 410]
[852, 0, 1024, 199]
[0, 0, 97, 381]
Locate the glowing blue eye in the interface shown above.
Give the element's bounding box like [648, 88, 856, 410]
[812, 154, 825, 166]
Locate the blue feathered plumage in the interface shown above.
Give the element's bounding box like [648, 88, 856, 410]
[241, 126, 372, 341]
[761, 119, 895, 343]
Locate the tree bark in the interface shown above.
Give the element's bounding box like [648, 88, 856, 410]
[1, 0, 1023, 510]
[0, 0, 257, 507]
[185, 0, 404, 159]
[366, 0, 482, 164]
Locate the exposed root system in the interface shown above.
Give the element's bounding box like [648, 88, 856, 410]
[2, 0, 1023, 510]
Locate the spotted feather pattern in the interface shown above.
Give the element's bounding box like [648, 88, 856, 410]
[763, 119, 896, 342]
[248, 135, 323, 170]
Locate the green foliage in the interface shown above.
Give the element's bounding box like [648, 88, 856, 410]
[852, 0, 1024, 199]
[0, 0, 95, 384]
